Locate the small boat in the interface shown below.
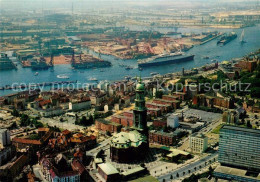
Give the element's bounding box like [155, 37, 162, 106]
[89, 77, 98, 81]
[34, 72, 39, 76]
[100, 69, 104, 72]
[57, 74, 69, 79]
[125, 66, 133, 70]
[211, 59, 217, 62]
[125, 76, 131, 80]
[150, 72, 159, 76]
[203, 56, 210, 59]
[139, 67, 143, 71]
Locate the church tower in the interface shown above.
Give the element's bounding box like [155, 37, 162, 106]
[133, 78, 148, 136]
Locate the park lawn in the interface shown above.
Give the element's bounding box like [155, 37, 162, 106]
[129, 175, 159, 182]
[211, 124, 224, 134]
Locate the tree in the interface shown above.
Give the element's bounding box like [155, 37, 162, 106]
[10, 122, 17, 129]
[20, 114, 30, 126]
[163, 126, 169, 132]
[88, 115, 94, 125]
[11, 109, 20, 117]
[209, 166, 214, 175]
[106, 131, 111, 136]
[155, 90, 163, 99]
[80, 116, 88, 126]
[234, 71, 240, 80]
[246, 120, 252, 128]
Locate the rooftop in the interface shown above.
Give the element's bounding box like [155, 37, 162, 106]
[214, 165, 260, 180]
[221, 125, 260, 135]
[122, 166, 145, 176]
[167, 148, 190, 158]
[98, 163, 119, 175]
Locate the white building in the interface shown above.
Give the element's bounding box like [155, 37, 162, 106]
[0, 129, 11, 146]
[189, 133, 208, 153]
[69, 100, 91, 111]
[38, 107, 64, 117]
[167, 114, 180, 128]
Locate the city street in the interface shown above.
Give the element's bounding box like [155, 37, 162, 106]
[157, 152, 218, 182]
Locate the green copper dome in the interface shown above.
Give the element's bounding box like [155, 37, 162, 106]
[111, 130, 147, 149]
[136, 82, 145, 91]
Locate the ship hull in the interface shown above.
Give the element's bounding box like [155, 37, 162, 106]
[72, 61, 111, 69]
[217, 35, 237, 46]
[138, 55, 195, 67]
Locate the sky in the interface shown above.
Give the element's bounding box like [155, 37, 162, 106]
[0, 0, 258, 11]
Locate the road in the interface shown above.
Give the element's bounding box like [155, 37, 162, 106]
[86, 137, 112, 156]
[157, 152, 218, 182]
[40, 117, 84, 130]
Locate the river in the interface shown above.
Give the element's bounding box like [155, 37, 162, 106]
[0, 24, 260, 96]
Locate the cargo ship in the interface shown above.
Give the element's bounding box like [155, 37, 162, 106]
[0, 53, 17, 70]
[71, 53, 111, 69]
[217, 32, 237, 46]
[29, 54, 54, 70]
[138, 52, 194, 67]
[30, 57, 50, 70]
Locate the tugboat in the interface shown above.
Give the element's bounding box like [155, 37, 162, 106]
[125, 66, 133, 70]
[124, 76, 131, 80]
[89, 77, 98, 81]
[57, 74, 69, 79]
[150, 72, 159, 76]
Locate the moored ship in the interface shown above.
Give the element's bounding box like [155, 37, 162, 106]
[71, 52, 111, 69]
[0, 53, 17, 70]
[217, 32, 237, 46]
[29, 54, 54, 70]
[138, 52, 194, 67]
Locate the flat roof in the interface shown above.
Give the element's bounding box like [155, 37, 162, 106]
[221, 125, 260, 135]
[122, 166, 145, 176]
[214, 165, 260, 180]
[98, 163, 119, 175]
[167, 148, 190, 157]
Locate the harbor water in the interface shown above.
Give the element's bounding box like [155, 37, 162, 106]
[0, 25, 260, 96]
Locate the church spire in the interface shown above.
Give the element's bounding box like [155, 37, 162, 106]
[133, 78, 147, 136]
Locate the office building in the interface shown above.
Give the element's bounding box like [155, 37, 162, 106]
[218, 125, 260, 172]
[0, 129, 11, 146]
[189, 133, 208, 153]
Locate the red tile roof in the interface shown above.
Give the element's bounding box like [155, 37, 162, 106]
[71, 159, 85, 175]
